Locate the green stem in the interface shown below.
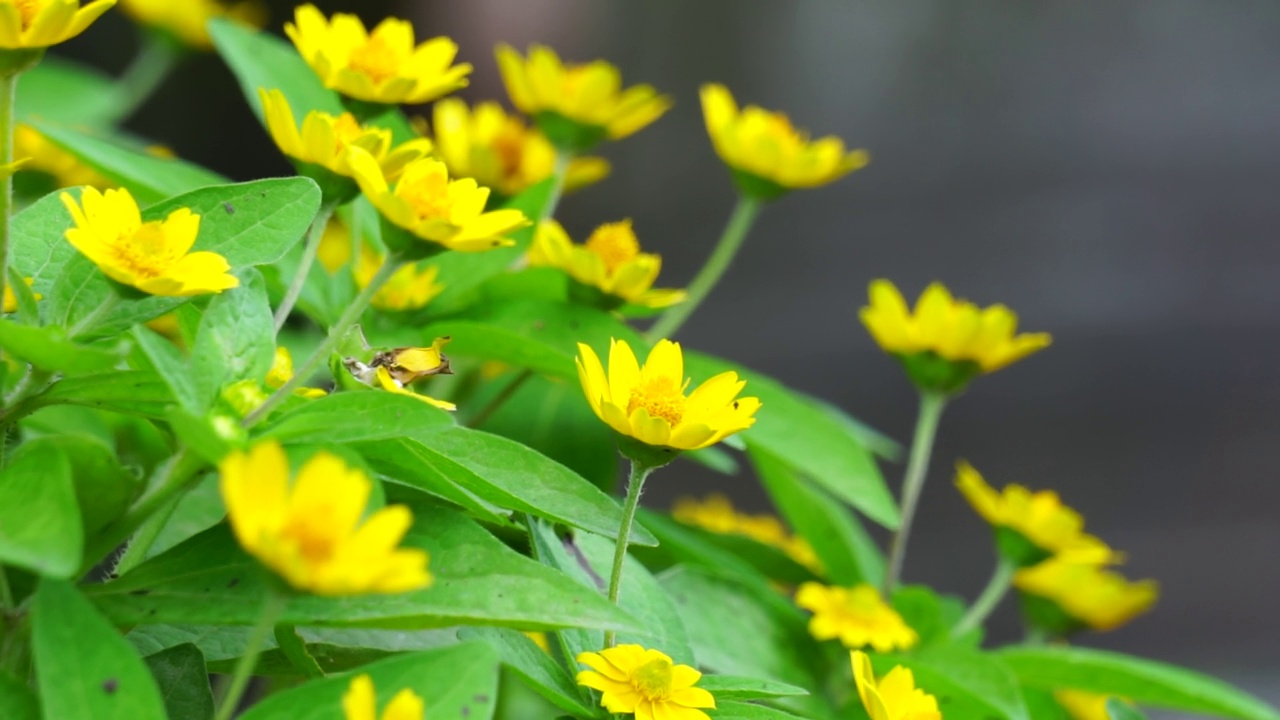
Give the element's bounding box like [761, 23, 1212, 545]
[466, 368, 532, 428]
[243, 256, 403, 428]
[0, 70, 16, 327]
[113, 32, 182, 123]
[952, 557, 1015, 637]
[646, 195, 762, 342]
[602, 460, 653, 648]
[274, 204, 335, 332]
[541, 150, 572, 222]
[213, 590, 287, 720]
[883, 391, 947, 593]
[66, 290, 121, 339]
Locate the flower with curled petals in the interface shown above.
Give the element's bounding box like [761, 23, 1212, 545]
[0, 0, 115, 50]
[342, 674, 424, 720]
[576, 645, 715, 720]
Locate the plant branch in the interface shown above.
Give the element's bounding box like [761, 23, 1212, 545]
[952, 556, 1015, 637]
[883, 390, 947, 593]
[213, 590, 287, 720]
[603, 460, 653, 648]
[273, 204, 335, 332]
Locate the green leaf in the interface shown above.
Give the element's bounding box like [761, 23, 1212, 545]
[144, 474, 224, 560]
[259, 391, 455, 444]
[0, 672, 39, 720]
[459, 627, 603, 719]
[209, 18, 344, 122]
[143, 644, 214, 720]
[0, 442, 80, 577]
[890, 585, 977, 649]
[1021, 687, 1072, 720]
[32, 579, 167, 720]
[190, 268, 275, 408]
[1108, 698, 1148, 720]
[877, 646, 1029, 720]
[165, 408, 233, 465]
[697, 676, 810, 701]
[237, 644, 499, 720]
[133, 327, 200, 413]
[998, 646, 1280, 720]
[273, 624, 325, 679]
[17, 55, 123, 125]
[0, 318, 124, 374]
[631, 509, 773, 584]
[373, 441, 515, 527]
[711, 701, 810, 719]
[19, 435, 141, 537]
[31, 370, 175, 419]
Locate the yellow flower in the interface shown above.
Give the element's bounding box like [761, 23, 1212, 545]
[575, 338, 760, 451]
[795, 583, 917, 652]
[1055, 690, 1133, 720]
[266, 346, 327, 399]
[1014, 558, 1158, 634]
[851, 651, 941, 720]
[118, 0, 262, 50]
[528, 219, 685, 310]
[428, 98, 610, 198]
[0, 0, 114, 49]
[316, 215, 353, 273]
[495, 44, 671, 149]
[955, 461, 1118, 567]
[2, 277, 38, 313]
[342, 674, 424, 720]
[701, 83, 868, 198]
[219, 440, 431, 595]
[576, 644, 715, 720]
[285, 4, 470, 105]
[860, 280, 1051, 392]
[347, 152, 530, 254]
[14, 124, 110, 188]
[356, 245, 444, 311]
[672, 494, 822, 575]
[61, 187, 238, 297]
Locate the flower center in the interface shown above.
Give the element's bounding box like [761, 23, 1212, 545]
[490, 122, 528, 179]
[110, 223, 178, 279]
[13, 0, 42, 29]
[347, 35, 403, 85]
[331, 113, 366, 150]
[279, 511, 338, 564]
[398, 174, 453, 222]
[631, 658, 674, 701]
[626, 376, 685, 426]
[584, 221, 639, 274]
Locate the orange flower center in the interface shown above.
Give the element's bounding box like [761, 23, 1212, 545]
[110, 223, 180, 280]
[398, 174, 453, 222]
[279, 510, 339, 564]
[347, 35, 403, 85]
[490, 123, 528, 179]
[584, 222, 639, 274]
[331, 113, 367, 150]
[13, 0, 41, 29]
[631, 657, 674, 701]
[626, 376, 685, 426]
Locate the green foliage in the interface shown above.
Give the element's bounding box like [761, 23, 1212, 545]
[0, 442, 79, 577]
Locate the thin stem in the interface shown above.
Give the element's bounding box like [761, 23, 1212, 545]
[112, 32, 182, 123]
[646, 195, 762, 342]
[66, 290, 120, 339]
[244, 256, 403, 428]
[883, 391, 947, 593]
[602, 461, 653, 648]
[952, 556, 1015, 637]
[466, 368, 532, 428]
[213, 590, 287, 720]
[542, 150, 572, 222]
[0, 70, 17, 324]
[274, 205, 335, 332]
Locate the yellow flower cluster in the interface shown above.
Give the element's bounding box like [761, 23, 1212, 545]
[795, 582, 917, 652]
[671, 494, 820, 575]
[529, 219, 685, 311]
[577, 644, 715, 720]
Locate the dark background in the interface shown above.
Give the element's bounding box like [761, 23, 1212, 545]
[61, 1, 1280, 714]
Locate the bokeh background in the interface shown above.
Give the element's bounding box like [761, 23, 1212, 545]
[58, 1, 1280, 715]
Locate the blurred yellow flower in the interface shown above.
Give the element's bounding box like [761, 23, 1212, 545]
[528, 219, 685, 310]
[795, 583, 917, 652]
[14, 124, 110, 188]
[285, 4, 470, 105]
[955, 461, 1118, 567]
[0, 0, 114, 49]
[266, 346, 327, 399]
[851, 651, 941, 720]
[119, 0, 263, 50]
[61, 187, 238, 297]
[860, 280, 1051, 392]
[428, 98, 609, 199]
[1055, 690, 1132, 720]
[523, 631, 550, 653]
[1014, 558, 1158, 634]
[342, 674, 424, 720]
[576, 338, 759, 451]
[316, 215, 353, 273]
[2, 277, 38, 313]
[672, 494, 822, 575]
[577, 645, 715, 720]
[347, 152, 530, 254]
[495, 44, 671, 149]
[701, 83, 868, 198]
[219, 440, 431, 595]
[356, 245, 443, 312]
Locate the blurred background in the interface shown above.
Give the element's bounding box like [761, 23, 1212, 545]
[57, 1, 1280, 714]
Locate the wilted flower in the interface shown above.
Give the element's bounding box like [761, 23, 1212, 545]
[577, 645, 715, 720]
[795, 582, 918, 652]
[528, 219, 685, 310]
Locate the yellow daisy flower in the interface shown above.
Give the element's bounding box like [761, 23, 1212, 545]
[1014, 558, 1158, 634]
[700, 83, 868, 199]
[284, 4, 470, 106]
[118, 0, 263, 50]
[955, 461, 1119, 567]
[851, 651, 941, 720]
[795, 583, 918, 652]
[576, 644, 715, 720]
[0, 0, 115, 49]
[266, 346, 327, 399]
[219, 440, 431, 596]
[342, 674, 424, 720]
[14, 124, 111, 188]
[355, 245, 443, 312]
[495, 44, 671, 151]
[2, 277, 38, 313]
[575, 338, 759, 451]
[1055, 690, 1133, 720]
[60, 187, 238, 297]
[428, 98, 610, 199]
[528, 219, 685, 310]
[672, 494, 822, 575]
[860, 279, 1052, 392]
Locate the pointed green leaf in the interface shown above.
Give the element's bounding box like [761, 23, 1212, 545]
[697, 676, 809, 701]
[459, 627, 603, 719]
[259, 391, 455, 445]
[143, 644, 214, 720]
[19, 435, 141, 537]
[209, 18, 343, 122]
[190, 268, 275, 408]
[133, 326, 200, 413]
[31, 370, 175, 419]
[1108, 698, 1148, 720]
[0, 318, 124, 374]
[0, 442, 80, 577]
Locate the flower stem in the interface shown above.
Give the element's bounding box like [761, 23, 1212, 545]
[244, 256, 403, 428]
[273, 204, 335, 332]
[0, 70, 17, 327]
[541, 150, 572, 222]
[952, 556, 1015, 637]
[112, 32, 182, 123]
[645, 195, 762, 342]
[883, 390, 947, 593]
[213, 590, 287, 720]
[466, 368, 532, 428]
[602, 460, 653, 649]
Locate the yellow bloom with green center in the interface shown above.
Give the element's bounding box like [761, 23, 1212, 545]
[219, 440, 431, 596]
[15, 124, 110, 188]
[429, 98, 610, 199]
[672, 494, 822, 575]
[851, 651, 941, 720]
[266, 346, 327, 399]
[1055, 690, 1133, 720]
[347, 151, 531, 254]
[342, 674, 424, 720]
[860, 279, 1052, 393]
[285, 4, 471, 105]
[955, 461, 1119, 567]
[795, 583, 918, 652]
[576, 644, 715, 720]
[61, 187, 238, 297]
[528, 219, 686, 310]
[0, 0, 114, 49]
[495, 44, 671, 151]
[119, 0, 262, 50]
[701, 83, 869, 199]
[2, 277, 38, 313]
[356, 245, 444, 311]
[575, 338, 760, 451]
[1014, 558, 1158, 634]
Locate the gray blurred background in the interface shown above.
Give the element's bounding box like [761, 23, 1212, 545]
[64, 0, 1280, 714]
